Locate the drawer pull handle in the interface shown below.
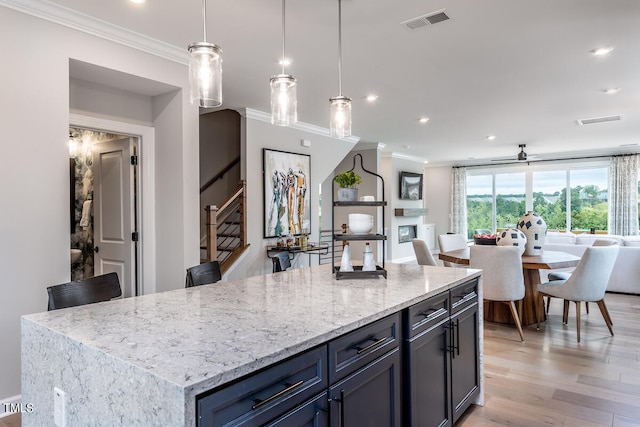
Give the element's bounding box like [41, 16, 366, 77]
[419, 307, 447, 319]
[356, 336, 388, 354]
[251, 380, 304, 410]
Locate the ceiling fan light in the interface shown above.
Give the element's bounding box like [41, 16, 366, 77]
[330, 96, 352, 138]
[188, 42, 223, 107]
[270, 74, 297, 126]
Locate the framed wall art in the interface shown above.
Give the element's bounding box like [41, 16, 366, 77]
[263, 148, 311, 238]
[400, 171, 423, 200]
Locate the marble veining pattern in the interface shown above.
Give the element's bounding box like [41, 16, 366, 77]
[22, 263, 481, 426]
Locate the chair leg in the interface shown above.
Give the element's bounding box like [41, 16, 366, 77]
[585, 301, 589, 314]
[575, 301, 581, 342]
[546, 296, 551, 314]
[596, 300, 614, 336]
[517, 299, 524, 325]
[563, 300, 569, 324]
[536, 293, 544, 330]
[508, 301, 525, 342]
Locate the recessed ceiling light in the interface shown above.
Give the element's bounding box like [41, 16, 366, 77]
[486, 135, 496, 140]
[130, 0, 145, 4]
[590, 47, 614, 56]
[366, 94, 379, 102]
[419, 117, 429, 123]
[278, 58, 291, 66]
[603, 88, 621, 94]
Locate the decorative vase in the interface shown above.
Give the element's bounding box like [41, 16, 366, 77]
[340, 242, 354, 272]
[337, 188, 358, 202]
[517, 211, 547, 256]
[496, 228, 527, 256]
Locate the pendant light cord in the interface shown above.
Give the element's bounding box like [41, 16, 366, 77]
[282, 0, 286, 74]
[337, 0, 343, 96]
[202, 0, 208, 42]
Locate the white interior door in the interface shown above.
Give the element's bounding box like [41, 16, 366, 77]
[93, 137, 135, 297]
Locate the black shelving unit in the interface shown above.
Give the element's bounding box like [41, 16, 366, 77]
[332, 154, 387, 279]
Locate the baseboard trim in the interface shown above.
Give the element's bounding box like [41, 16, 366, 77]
[0, 394, 21, 417]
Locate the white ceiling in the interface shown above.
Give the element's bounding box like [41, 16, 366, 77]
[34, 0, 640, 165]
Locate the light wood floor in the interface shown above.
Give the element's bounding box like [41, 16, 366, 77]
[459, 292, 640, 427]
[3, 293, 638, 427]
[0, 412, 20, 427]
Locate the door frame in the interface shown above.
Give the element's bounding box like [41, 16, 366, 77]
[70, 113, 156, 295]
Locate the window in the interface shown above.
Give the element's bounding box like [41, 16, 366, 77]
[569, 168, 608, 232]
[467, 163, 608, 234]
[532, 170, 566, 230]
[495, 173, 525, 230]
[466, 174, 492, 239]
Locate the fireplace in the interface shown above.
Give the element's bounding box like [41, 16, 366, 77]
[398, 225, 417, 244]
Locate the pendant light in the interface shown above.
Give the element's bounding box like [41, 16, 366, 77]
[188, 0, 222, 108]
[329, 0, 351, 138]
[270, 0, 297, 126]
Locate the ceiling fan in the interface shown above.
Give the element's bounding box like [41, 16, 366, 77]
[491, 144, 539, 163]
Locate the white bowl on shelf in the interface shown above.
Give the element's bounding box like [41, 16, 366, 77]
[348, 213, 374, 234]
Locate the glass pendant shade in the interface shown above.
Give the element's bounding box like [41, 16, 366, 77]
[329, 95, 352, 138]
[270, 74, 297, 126]
[188, 42, 222, 108]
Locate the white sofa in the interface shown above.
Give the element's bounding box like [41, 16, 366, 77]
[542, 232, 640, 294]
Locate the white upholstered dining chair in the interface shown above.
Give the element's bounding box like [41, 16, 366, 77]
[437, 234, 468, 267]
[545, 238, 620, 316]
[536, 245, 619, 342]
[470, 245, 525, 342]
[412, 239, 438, 266]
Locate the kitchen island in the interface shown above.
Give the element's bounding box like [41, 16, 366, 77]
[22, 263, 483, 426]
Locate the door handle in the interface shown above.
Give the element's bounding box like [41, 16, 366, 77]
[94, 246, 99, 253]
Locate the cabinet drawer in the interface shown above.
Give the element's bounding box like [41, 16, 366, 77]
[405, 291, 449, 338]
[264, 393, 328, 427]
[450, 279, 479, 315]
[197, 345, 327, 427]
[328, 313, 400, 384]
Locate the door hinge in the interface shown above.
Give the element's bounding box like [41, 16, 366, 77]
[131, 155, 138, 165]
[132, 231, 139, 242]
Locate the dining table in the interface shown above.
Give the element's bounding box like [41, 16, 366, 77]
[438, 248, 581, 325]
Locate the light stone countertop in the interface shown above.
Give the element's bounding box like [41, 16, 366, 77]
[22, 263, 481, 426]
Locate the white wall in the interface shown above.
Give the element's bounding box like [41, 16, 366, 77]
[381, 155, 428, 262]
[226, 113, 356, 279]
[0, 7, 199, 399]
[424, 166, 453, 251]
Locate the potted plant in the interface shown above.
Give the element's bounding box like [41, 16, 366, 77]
[335, 170, 362, 201]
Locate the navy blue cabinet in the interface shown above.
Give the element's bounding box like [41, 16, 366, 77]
[197, 346, 327, 426]
[265, 393, 328, 427]
[404, 279, 480, 427]
[328, 313, 402, 427]
[197, 280, 479, 427]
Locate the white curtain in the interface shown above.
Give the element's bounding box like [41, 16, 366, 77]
[450, 167, 468, 237]
[608, 154, 639, 236]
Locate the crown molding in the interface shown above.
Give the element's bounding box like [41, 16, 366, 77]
[382, 151, 429, 164]
[239, 108, 360, 144]
[0, 0, 188, 64]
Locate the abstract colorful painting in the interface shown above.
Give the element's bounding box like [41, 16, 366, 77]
[263, 149, 311, 238]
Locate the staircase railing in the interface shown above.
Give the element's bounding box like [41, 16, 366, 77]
[200, 155, 240, 195]
[206, 180, 249, 272]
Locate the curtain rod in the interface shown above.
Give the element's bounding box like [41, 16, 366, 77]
[452, 152, 638, 169]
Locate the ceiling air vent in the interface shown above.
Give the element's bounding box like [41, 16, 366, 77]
[577, 115, 622, 125]
[401, 10, 450, 31]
